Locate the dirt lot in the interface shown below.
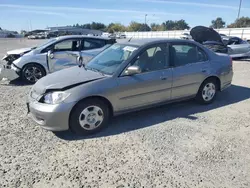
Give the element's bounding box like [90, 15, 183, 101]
[0, 39, 250, 188]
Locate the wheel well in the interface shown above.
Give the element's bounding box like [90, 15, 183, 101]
[21, 63, 47, 75]
[72, 96, 114, 117]
[203, 76, 221, 91]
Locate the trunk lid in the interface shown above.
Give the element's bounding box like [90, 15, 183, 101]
[190, 26, 224, 44]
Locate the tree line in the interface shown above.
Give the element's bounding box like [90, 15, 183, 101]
[73, 20, 190, 33]
[71, 17, 250, 32]
[72, 19, 190, 32]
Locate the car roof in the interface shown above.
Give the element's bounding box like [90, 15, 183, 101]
[56, 35, 112, 41]
[120, 38, 198, 46]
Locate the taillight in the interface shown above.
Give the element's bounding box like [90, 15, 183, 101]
[230, 57, 233, 66]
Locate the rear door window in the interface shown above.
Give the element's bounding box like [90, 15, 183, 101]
[170, 43, 207, 67]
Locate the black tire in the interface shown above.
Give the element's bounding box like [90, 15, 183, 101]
[22, 64, 46, 84]
[196, 78, 218, 104]
[69, 99, 110, 135]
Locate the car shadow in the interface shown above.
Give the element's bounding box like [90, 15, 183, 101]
[1, 78, 32, 86]
[54, 84, 250, 141]
[233, 57, 250, 62]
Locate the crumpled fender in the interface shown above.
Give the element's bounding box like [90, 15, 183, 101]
[2, 55, 8, 61]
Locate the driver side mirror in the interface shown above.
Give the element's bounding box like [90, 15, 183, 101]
[125, 65, 141, 75]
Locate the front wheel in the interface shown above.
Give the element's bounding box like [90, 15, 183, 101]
[69, 99, 110, 135]
[196, 79, 218, 104]
[22, 64, 46, 84]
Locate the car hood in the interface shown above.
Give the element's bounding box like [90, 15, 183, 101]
[7, 47, 32, 55]
[32, 66, 107, 95]
[190, 26, 224, 44]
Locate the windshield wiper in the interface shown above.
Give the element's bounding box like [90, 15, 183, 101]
[86, 67, 105, 76]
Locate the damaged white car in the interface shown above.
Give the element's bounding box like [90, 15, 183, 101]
[0, 35, 116, 83]
[190, 26, 250, 58]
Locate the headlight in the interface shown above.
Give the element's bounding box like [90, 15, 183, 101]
[43, 92, 70, 104]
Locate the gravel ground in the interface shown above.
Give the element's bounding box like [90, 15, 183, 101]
[0, 39, 250, 188]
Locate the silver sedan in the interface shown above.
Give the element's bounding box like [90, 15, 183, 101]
[27, 38, 233, 135]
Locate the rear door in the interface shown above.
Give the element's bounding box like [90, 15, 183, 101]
[170, 42, 209, 99]
[48, 38, 81, 72]
[116, 43, 173, 111]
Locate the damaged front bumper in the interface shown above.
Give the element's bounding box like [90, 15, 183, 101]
[0, 62, 21, 81]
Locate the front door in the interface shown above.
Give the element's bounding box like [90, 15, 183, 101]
[116, 44, 173, 111]
[48, 38, 81, 72]
[170, 42, 209, 99]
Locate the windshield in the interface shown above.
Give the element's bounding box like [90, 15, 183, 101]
[86, 43, 138, 75]
[37, 38, 57, 49]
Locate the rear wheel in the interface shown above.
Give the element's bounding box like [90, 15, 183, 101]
[196, 78, 218, 104]
[69, 99, 110, 135]
[22, 64, 46, 84]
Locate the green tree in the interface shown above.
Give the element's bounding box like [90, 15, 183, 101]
[91, 22, 106, 30]
[151, 23, 159, 31]
[107, 23, 126, 33]
[175, 19, 190, 30]
[127, 21, 142, 31]
[162, 19, 190, 30]
[106, 23, 115, 33]
[82, 24, 91, 29]
[210, 17, 226, 29]
[228, 17, 250, 28]
[141, 23, 151, 31]
[127, 21, 150, 31]
[150, 23, 165, 31]
[163, 20, 175, 30]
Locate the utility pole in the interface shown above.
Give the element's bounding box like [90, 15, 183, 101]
[145, 14, 147, 31]
[237, 0, 242, 19]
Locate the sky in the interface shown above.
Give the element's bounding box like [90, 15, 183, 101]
[0, 0, 250, 31]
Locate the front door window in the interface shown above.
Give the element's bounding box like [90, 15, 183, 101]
[54, 39, 81, 52]
[132, 44, 169, 73]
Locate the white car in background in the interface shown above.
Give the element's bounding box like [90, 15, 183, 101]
[0, 35, 116, 83]
[180, 32, 192, 40]
[116, 33, 126, 39]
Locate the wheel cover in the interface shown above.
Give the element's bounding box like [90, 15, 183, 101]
[78, 105, 104, 130]
[24, 66, 43, 82]
[202, 83, 216, 101]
